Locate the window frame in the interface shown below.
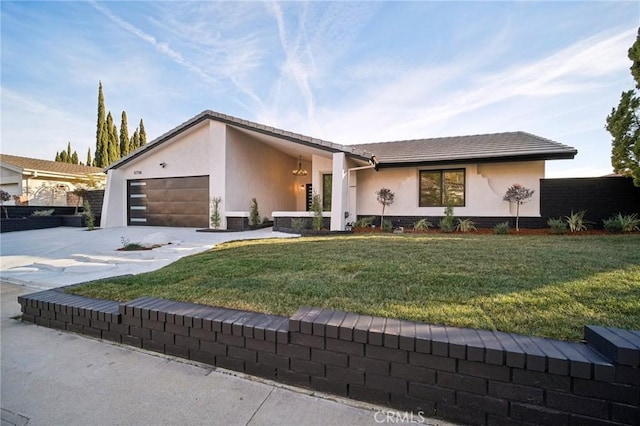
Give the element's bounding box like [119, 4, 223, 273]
[418, 168, 466, 208]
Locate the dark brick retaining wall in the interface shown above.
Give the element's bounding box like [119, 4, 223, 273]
[1, 216, 63, 233]
[18, 290, 640, 425]
[273, 217, 331, 232]
[226, 216, 250, 231]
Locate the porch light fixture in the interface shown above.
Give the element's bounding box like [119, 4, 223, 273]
[292, 156, 308, 176]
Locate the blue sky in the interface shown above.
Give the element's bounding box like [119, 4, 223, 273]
[1, 1, 638, 177]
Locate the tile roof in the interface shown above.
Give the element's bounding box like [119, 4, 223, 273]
[0, 154, 105, 176]
[355, 132, 577, 166]
[106, 110, 577, 171]
[107, 110, 374, 170]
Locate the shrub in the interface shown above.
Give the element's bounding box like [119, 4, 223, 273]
[310, 192, 323, 231]
[249, 198, 260, 227]
[381, 219, 393, 232]
[83, 200, 95, 230]
[291, 218, 308, 231]
[565, 210, 590, 232]
[547, 217, 567, 234]
[413, 218, 433, 231]
[210, 196, 222, 229]
[494, 222, 510, 235]
[603, 213, 640, 233]
[353, 216, 375, 229]
[456, 218, 477, 233]
[31, 209, 55, 217]
[439, 204, 456, 233]
[618, 213, 640, 232]
[0, 189, 10, 218]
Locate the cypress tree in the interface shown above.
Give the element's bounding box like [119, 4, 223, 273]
[130, 128, 140, 152]
[55, 152, 61, 162]
[139, 119, 147, 146]
[120, 111, 130, 157]
[87, 148, 92, 167]
[71, 151, 79, 165]
[112, 121, 119, 161]
[99, 120, 109, 168]
[60, 150, 69, 163]
[106, 112, 120, 164]
[95, 81, 106, 167]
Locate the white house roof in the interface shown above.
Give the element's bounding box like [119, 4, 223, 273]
[356, 132, 577, 167]
[106, 111, 577, 171]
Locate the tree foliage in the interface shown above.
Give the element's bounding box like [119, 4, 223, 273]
[0, 189, 10, 219]
[139, 119, 147, 146]
[120, 111, 130, 157]
[376, 187, 395, 227]
[49, 82, 148, 168]
[54, 142, 80, 164]
[94, 81, 106, 168]
[607, 27, 640, 186]
[503, 183, 535, 232]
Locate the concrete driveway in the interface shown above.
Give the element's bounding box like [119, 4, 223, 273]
[1, 227, 394, 425]
[0, 226, 298, 289]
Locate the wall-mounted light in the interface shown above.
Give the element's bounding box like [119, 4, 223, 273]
[159, 162, 167, 168]
[300, 184, 305, 189]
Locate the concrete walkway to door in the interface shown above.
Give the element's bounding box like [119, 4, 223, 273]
[0, 226, 299, 289]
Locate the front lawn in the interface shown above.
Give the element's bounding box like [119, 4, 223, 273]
[67, 234, 640, 341]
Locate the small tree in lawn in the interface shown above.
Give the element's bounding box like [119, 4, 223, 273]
[503, 183, 534, 232]
[376, 188, 395, 228]
[0, 189, 11, 219]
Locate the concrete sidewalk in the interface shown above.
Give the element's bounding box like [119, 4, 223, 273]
[1, 282, 390, 426]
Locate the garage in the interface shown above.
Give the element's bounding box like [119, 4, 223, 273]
[127, 176, 209, 227]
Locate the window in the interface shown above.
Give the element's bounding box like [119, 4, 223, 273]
[419, 169, 465, 207]
[322, 174, 332, 211]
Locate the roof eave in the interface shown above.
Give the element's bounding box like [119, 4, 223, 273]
[107, 111, 372, 170]
[375, 151, 578, 168]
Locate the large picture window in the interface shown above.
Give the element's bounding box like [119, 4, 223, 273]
[419, 169, 465, 207]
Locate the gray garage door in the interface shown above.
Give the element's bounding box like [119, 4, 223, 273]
[127, 176, 209, 227]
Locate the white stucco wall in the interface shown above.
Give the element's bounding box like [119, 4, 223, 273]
[355, 161, 544, 217]
[0, 166, 22, 203]
[101, 121, 217, 227]
[225, 127, 299, 217]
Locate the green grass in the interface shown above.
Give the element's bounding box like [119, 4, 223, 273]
[67, 234, 640, 341]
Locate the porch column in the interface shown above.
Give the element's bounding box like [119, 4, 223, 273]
[330, 152, 349, 231]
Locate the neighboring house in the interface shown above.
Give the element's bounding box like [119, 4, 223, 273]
[0, 154, 106, 206]
[101, 110, 577, 230]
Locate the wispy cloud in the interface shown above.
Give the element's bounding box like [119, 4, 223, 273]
[89, 1, 217, 88]
[301, 26, 637, 144]
[1, 88, 94, 155]
[266, 2, 316, 122]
